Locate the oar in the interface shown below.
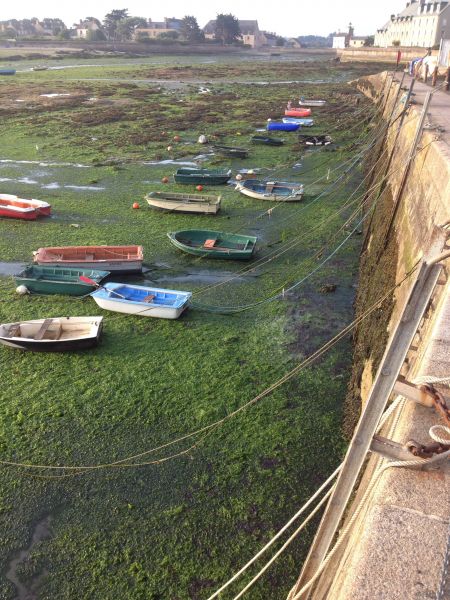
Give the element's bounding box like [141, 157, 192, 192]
[79, 276, 127, 299]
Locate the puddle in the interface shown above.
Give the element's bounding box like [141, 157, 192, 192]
[143, 159, 201, 167]
[39, 93, 71, 98]
[41, 182, 61, 189]
[0, 177, 38, 185]
[5, 515, 52, 600]
[0, 159, 89, 169]
[0, 262, 27, 276]
[64, 185, 105, 191]
[142, 267, 259, 286]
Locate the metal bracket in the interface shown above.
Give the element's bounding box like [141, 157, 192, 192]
[371, 436, 450, 471]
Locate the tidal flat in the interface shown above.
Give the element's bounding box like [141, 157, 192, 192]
[0, 54, 386, 599]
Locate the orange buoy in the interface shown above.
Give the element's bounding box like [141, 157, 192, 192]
[173, 135, 180, 142]
[162, 176, 169, 183]
[196, 185, 203, 191]
[132, 202, 140, 209]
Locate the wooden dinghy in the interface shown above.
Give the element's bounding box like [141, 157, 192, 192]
[146, 191, 221, 214]
[285, 108, 312, 118]
[251, 136, 284, 146]
[0, 194, 51, 220]
[0, 317, 103, 352]
[91, 283, 191, 319]
[33, 245, 143, 273]
[282, 117, 314, 127]
[298, 99, 326, 107]
[298, 134, 332, 146]
[32, 66, 48, 71]
[212, 145, 249, 159]
[267, 122, 299, 132]
[174, 167, 231, 185]
[15, 265, 110, 296]
[167, 229, 256, 260]
[235, 180, 304, 202]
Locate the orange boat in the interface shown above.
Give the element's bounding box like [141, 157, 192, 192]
[33, 245, 144, 273]
[0, 194, 51, 220]
[284, 108, 312, 118]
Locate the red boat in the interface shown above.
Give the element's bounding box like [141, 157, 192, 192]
[0, 194, 51, 220]
[284, 108, 312, 118]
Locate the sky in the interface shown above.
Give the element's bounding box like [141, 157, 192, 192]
[1, 0, 407, 38]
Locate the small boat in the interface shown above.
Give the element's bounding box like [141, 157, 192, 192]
[0, 317, 103, 352]
[91, 283, 191, 319]
[146, 191, 221, 214]
[168, 230, 256, 260]
[282, 117, 314, 127]
[174, 167, 231, 185]
[0, 69, 16, 76]
[32, 66, 48, 71]
[285, 108, 312, 118]
[298, 134, 333, 146]
[251, 136, 284, 146]
[0, 194, 51, 220]
[212, 145, 249, 159]
[236, 180, 304, 202]
[15, 265, 110, 296]
[267, 122, 299, 132]
[298, 99, 326, 107]
[33, 245, 143, 273]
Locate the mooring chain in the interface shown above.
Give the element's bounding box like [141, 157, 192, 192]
[405, 384, 450, 459]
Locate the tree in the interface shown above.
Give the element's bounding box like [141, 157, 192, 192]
[180, 15, 204, 43]
[58, 29, 71, 40]
[214, 14, 240, 45]
[103, 9, 129, 40]
[364, 35, 374, 47]
[86, 29, 106, 41]
[275, 36, 285, 47]
[158, 30, 179, 40]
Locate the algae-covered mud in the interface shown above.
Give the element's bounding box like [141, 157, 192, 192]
[0, 55, 382, 599]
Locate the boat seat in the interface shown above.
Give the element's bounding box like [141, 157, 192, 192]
[204, 239, 217, 249]
[143, 294, 155, 303]
[34, 318, 53, 340]
[5, 323, 21, 338]
[265, 182, 275, 193]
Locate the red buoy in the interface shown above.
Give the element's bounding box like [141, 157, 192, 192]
[196, 185, 203, 191]
[132, 202, 140, 209]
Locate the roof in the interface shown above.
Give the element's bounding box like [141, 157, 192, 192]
[203, 19, 260, 35]
[379, 1, 449, 28]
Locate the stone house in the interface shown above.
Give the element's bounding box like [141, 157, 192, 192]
[375, 1, 450, 48]
[134, 17, 183, 39]
[74, 19, 102, 39]
[203, 19, 268, 48]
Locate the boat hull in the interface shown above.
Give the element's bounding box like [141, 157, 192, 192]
[236, 181, 304, 202]
[15, 266, 110, 296]
[212, 146, 249, 159]
[91, 283, 191, 319]
[282, 118, 314, 126]
[146, 193, 220, 214]
[285, 109, 312, 117]
[267, 122, 299, 132]
[251, 136, 284, 146]
[0, 194, 51, 220]
[0, 317, 103, 352]
[168, 230, 256, 260]
[33, 245, 143, 273]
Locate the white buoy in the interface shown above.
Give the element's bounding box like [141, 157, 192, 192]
[16, 285, 29, 295]
[236, 174, 243, 181]
[198, 135, 208, 144]
[267, 118, 272, 122]
[248, 169, 254, 175]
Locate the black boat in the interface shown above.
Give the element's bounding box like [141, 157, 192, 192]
[0, 317, 103, 352]
[298, 135, 332, 146]
[251, 136, 284, 147]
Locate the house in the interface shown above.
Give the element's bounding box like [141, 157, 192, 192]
[375, 1, 450, 48]
[74, 18, 102, 39]
[203, 19, 268, 48]
[135, 17, 182, 39]
[349, 36, 368, 47]
[286, 38, 302, 48]
[332, 23, 354, 48]
[262, 31, 280, 48]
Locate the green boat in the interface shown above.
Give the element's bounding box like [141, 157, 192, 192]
[167, 229, 257, 260]
[174, 168, 232, 185]
[15, 265, 110, 296]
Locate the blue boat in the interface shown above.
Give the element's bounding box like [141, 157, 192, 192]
[235, 179, 304, 202]
[0, 69, 16, 76]
[267, 122, 299, 132]
[283, 117, 314, 127]
[91, 282, 192, 319]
